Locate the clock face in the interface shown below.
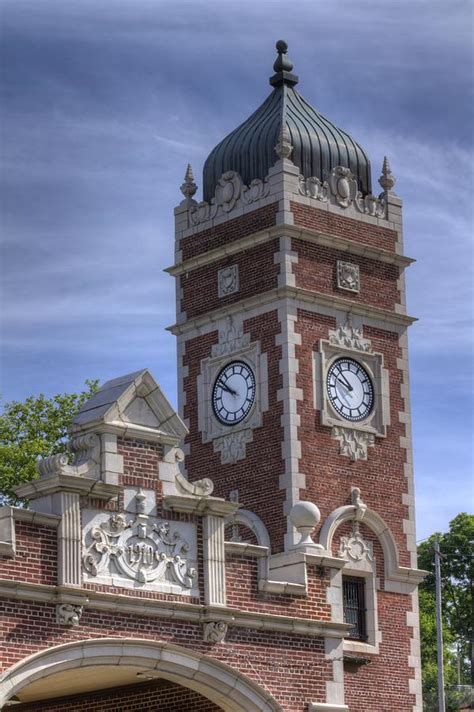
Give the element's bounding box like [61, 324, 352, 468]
[326, 357, 374, 422]
[212, 360, 256, 426]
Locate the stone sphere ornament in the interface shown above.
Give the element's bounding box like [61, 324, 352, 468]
[290, 501, 322, 547]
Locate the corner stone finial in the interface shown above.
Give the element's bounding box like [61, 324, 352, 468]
[275, 123, 293, 160]
[378, 156, 396, 193]
[180, 163, 197, 201]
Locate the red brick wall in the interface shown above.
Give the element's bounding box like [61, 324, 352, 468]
[226, 553, 331, 619]
[118, 437, 163, 491]
[12, 680, 221, 712]
[180, 203, 278, 260]
[292, 238, 400, 311]
[291, 202, 398, 251]
[331, 523, 416, 711]
[0, 522, 57, 586]
[184, 310, 287, 552]
[180, 239, 279, 319]
[0, 599, 330, 711]
[295, 309, 410, 567]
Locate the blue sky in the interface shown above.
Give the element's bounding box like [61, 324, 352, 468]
[1, 0, 472, 540]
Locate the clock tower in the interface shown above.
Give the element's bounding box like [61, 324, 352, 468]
[168, 40, 424, 710]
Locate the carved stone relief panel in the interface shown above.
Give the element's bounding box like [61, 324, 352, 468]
[218, 265, 239, 298]
[82, 489, 198, 596]
[336, 260, 360, 293]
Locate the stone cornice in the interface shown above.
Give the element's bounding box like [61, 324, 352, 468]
[164, 494, 239, 517]
[12, 507, 61, 528]
[15, 474, 121, 501]
[0, 579, 352, 639]
[167, 285, 416, 336]
[225, 541, 269, 558]
[166, 223, 414, 277]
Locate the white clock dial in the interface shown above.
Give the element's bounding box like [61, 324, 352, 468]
[212, 361, 256, 426]
[326, 358, 374, 422]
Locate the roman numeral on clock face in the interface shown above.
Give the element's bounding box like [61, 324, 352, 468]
[326, 357, 374, 422]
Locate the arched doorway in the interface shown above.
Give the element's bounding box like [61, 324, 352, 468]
[0, 638, 282, 711]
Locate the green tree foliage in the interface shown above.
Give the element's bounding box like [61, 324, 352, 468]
[418, 513, 474, 710]
[0, 381, 99, 504]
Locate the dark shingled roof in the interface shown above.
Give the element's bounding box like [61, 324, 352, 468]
[203, 40, 372, 202]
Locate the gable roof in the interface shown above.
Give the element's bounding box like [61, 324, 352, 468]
[72, 369, 187, 443]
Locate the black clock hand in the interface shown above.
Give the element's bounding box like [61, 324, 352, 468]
[217, 380, 237, 396]
[336, 375, 353, 392]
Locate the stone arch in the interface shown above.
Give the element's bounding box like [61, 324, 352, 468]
[319, 503, 400, 579]
[233, 508, 271, 549]
[0, 638, 282, 711]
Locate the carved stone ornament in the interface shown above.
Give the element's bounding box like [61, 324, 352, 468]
[203, 621, 228, 644]
[189, 200, 218, 225]
[180, 163, 197, 202]
[275, 124, 293, 160]
[218, 265, 239, 298]
[298, 166, 386, 217]
[378, 156, 396, 194]
[56, 603, 83, 626]
[329, 166, 358, 208]
[211, 315, 250, 358]
[83, 492, 197, 589]
[337, 260, 360, 293]
[241, 178, 270, 204]
[215, 171, 242, 212]
[331, 427, 375, 461]
[298, 175, 328, 202]
[351, 486, 368, 521]
[339, 522, 373, 563]
[328, 315, 372, 353]
[175, 471, 214, 497]
[213, 429, 253, 465]
[189, 171, 269, 226]
[37, 433, 99, 479]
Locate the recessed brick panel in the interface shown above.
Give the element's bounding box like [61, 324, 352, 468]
[292, 238, 401, 310]
[180, 203, 278, 261]
[291, 202, 398, 252]
[180, 239, 279, 319]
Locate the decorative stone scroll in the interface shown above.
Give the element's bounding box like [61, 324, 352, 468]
[336, 261, 360, 293]
[189, 171, 269, 226]
[56, 604, 83, 626]
[82, 492, 198, 593]
[213, 429, 253, 465]
[328, 315, 372, 353]
[298, 175, 328, 202]
[299, 166, 386, 218]
[203, 621, 228, 643]
[331, 427, 375, 462]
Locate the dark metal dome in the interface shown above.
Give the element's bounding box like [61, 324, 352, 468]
[203, 41, 372, 202]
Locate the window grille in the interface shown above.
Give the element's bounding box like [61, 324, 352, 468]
[343, 576, 367, 641]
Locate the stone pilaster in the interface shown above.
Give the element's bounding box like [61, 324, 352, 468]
[55, 492, 82, 586]
[203, 513, 226, 606]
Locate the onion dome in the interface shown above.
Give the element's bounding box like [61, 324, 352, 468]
[203, 40, 371, 201]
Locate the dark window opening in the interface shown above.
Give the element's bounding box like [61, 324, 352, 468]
[343, 576, 367, 641]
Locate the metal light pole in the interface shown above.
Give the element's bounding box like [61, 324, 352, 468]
[434, 537, 446, 712]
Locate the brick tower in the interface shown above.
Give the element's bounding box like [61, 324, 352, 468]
[0, 40, 425, 712]
[169, 39, 425, 709]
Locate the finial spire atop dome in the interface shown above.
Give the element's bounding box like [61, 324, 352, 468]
[202, 41, 372, 201]
[270, 40, 299, 87]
